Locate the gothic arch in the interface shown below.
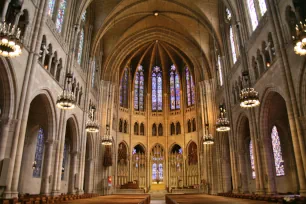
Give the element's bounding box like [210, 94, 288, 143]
[65, 115, 80, 153]
[0, 58, 17, 119]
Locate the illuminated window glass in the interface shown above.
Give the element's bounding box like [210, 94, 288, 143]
[33, 128, 45, 178]
[91, 59, 96, 88]
[170, 65, 180, 110]
[48, 0, 56, 17]
[258, 0, 267, 16]
[247, 0, 258, 30]
[271, 126, 285, 176]
[218, 55, 223, 86]
[226, 8, 232, 21]
[230, 26, 237, 64]
[185, 67, 195, 106]
[134, 65, 144, 111]
[249, 140, 256, 179]
[152, 163, 157, 180]
[81, 11, 86, 21]
[152, 66, 162, 111]
[56, 0, 67, 33]
[120, 68, 129, 108]
[77, 29, 84, 65]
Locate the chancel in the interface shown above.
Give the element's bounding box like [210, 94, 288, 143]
[0, 0, 305, 204]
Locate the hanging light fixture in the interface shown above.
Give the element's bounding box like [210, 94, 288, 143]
[85, 104, 99, 133]
[102, 87, 112, 145]
[101, 125, 112, 145]
[56, 73, 76, 110]
[293, 19, 306, 56]
[239, 71, 260, 108]
[203, 124, 214, 145]
[0, 21, 23, 58]
[216, 104, 230, 132]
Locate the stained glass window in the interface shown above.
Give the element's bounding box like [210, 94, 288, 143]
[152, 163, 157, 180]
[226, 8, 232, 21]
[61, 142, 68, 180]
[170, 65, 180, 110]
[158, 163, 163, 179]
[185, 67, 195, 107]
[258, 0, 267, 16]
[77, 29, 84, 65]
[91, 59, 96, 88]
[48, 0, 56, 17]
[81, 11, 86, 21]
[249, 140, 256, 179]
[120, 68, 129, 108]
[33, 128, 45, 178]
[134, 65, 144, 111]
[56, 0, 67, 33]
[218, 55, 223, 86]
[152, 66, 162, 111]
[230, 26, 237, 64]
[247, 0, 258, 31]
[271, 126, 285, 176]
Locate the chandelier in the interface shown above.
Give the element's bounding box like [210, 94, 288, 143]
[203, 124, 214, 145]
[85, 104, 99, 133]
[56, 73, 76, 110]
[216, 104, 230, 132]
[239, 71, 260, 108]
[293, 19, 306, 56]
[0, 21, 23, 58]
[101, 125, 112, 145]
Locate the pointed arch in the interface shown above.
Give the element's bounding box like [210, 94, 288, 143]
[134, 65, 145, 111]
[170, 65, 180, 110]
[185, 66, 195, 106]
[152, 66, 163, 111]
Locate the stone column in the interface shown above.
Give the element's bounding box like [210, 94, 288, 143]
[0, 118, 14, 161]
[41, 139, 54, 195]
[68, 151, 79, 194]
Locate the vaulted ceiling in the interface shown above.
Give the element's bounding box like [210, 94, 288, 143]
[76, 0, 237, 82]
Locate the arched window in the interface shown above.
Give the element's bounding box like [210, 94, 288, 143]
[176, 122, 181, 135]
[140, 123, 145, 135]
[258, 0, 267, 16]
[230, 26, 237, 64]
[61, 141, 69, 180]
[152, 66, 163, 111]
[217, 55, 223, 86]
[158, 124, 163, 136]
[185, 67, 195, 106]
[120, 68, 129, 108]
[134, 65, 144, 111]
[55, 0, 67, 33]
[271, 126, 285, 176]
[247, 0, 258, 31]
[249, 140, 256, 179]
[33, 128, 45, 178]
[152, 124, 157, 136]
[187, 120, 191, 133]
[77, 29, 84, 65]
[170, 123, 175, 135]
[192, 118, 196, 132]
[91, 59, 96, 88]
[48, 0, 56, 17]
[170, 65, 180, 110]
[134, 122, 139, 135]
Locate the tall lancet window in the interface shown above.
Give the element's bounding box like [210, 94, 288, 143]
[217, 55, 223, 86]
[170, 65, 180, 110]
[91, 59, 96, 88]
[249, 140, 256, 179]
[134, 65, 144, 111]
[120, 68, 129, 108]
[56, 0, 67, 33]
[247, 0, 258, 31]
[33, 128, 45, 178]
[230, 26, 237, 64]
[48, 0, 56, 17]
[258, 0, 267, 16]
[152, 66, 163, 111]
[185, 67, 195, 107]
[271, 126, 285, 176]
[77, 29, 84, 65]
